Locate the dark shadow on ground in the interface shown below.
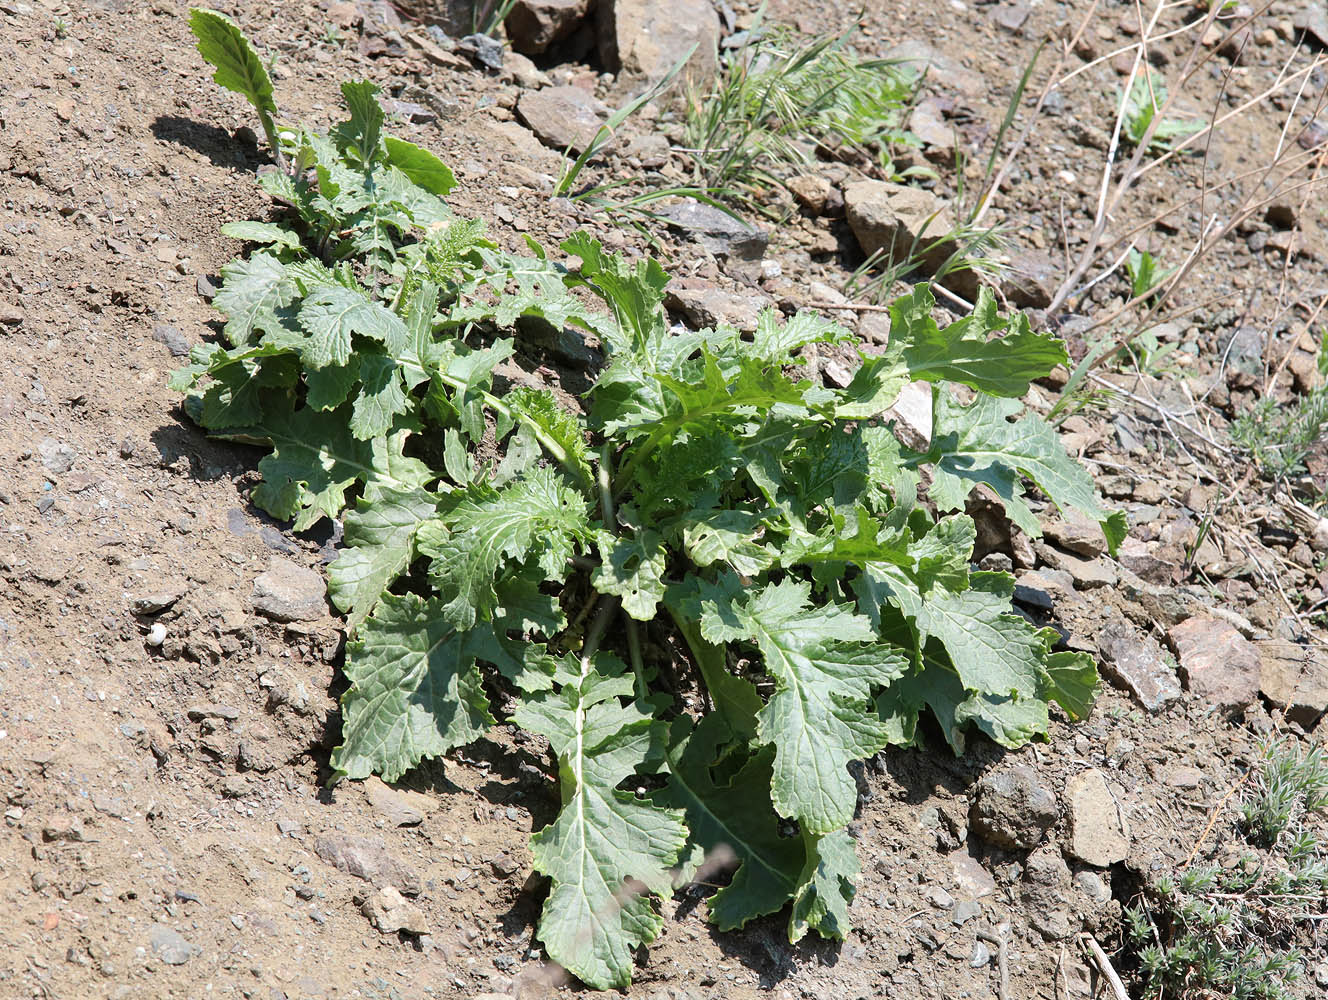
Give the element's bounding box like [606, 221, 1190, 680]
[151, 114, 257, 171]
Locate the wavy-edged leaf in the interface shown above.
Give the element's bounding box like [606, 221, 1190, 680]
[591, 529, 667, 621]
[298, 284, 409, 369]
[788, 830, 860, 943]
[333, 79, 385, 166]
[926, 391, 1124, 554]
[210, 405, 431, 529]
[329, 487, 440, 626]
[653, 715, 804, 931]
[422, 467, 591, 628]
[219, 220, 304, 251]
[893, 285, 1067, 397]
[331, 592, 493, 781]
[188, 7, 278, 150]
[213, 252, 295, 347]
[680, 507, 775, 577]
[513, 652, 686, 990]
[701, 577, 908, 833]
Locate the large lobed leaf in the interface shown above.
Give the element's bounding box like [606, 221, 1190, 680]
[513, 653, 687, 990]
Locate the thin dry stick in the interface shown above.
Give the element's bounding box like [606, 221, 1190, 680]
[971, 0, 1106, 230]
[1264, 286, 1328, 394]
[1181, 770, 1252, 869]
[1081, 934, 1130, 1000]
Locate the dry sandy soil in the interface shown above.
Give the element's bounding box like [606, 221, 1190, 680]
[2, 0, 1327, 998]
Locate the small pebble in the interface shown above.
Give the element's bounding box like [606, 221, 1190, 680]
[146, 623, 167, 646]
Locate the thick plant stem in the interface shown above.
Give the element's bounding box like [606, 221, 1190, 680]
[594, 444, 646, 697]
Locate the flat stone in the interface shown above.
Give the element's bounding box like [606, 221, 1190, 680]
[656, 200, 768, 261]
[251, 557, 328, 622]
[314, 834, 422, 895]
[1117, 536, 1181, 585]
[364, 777, 433, 827]
[1168, 616, 1260, 714]
[505, 0, 590, 54]
[881, 40, 987, 99]
[598, 0, 719, 98]
[152, 323, 190, 357]
[1037, 543, 1117, 589]
[970, 764, 1058, 850]
[787, 173, 833, 216]
[361, 885, 429, 935]
[1098, 623, 1182, 711]
[665, 284, 772, 331]
[1043, 510, 1106, 558]
[844, 180, 957, 276]
[881, 381, 933, 451]
[949, 850, 997, 899]
[1021, 846, 1076, 940]
[149, 924, 199, 965]
[131, 589, 186, 615]
[908, 99, 955, 163]
[38, 437, 76, 474]
[515, 85, 605, 154]
[1293, 4, 1328, 48]
[1257, 640, 1328, 729]
[999, 248, 1058, 309]
[1064, 768, 1130, 867]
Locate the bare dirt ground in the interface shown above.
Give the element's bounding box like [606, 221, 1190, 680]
[2, 0, 1327, 998]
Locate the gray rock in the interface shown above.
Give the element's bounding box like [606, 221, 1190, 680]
[38, 438, 76, 474]
[881, 381, 933, 451]
[844, 180, 957, 275]
[251, 557, 327, 622]
[970, 764, 1058, 850]
[151, 323, 190, 357]
[998, 248, 1058, 308]
[505, 0, 590, 54]
[361, 886, 429, 935]
[149, 924, 199, 965]
[133, 589, 186, 615]
[1037, 543, 1117, 590]
[1022, 846, 1077, 939]
[1293, 4, 1328, 49]
[1043, 511, 1106, 558]
[313, 834, 422, 895]
[908, 99, 955, 163]
[665, 284, 773, 332]
[881, 40, 986, 99]
[952, 899, 981, 926]
[0, 302, 23, 327]
[458, 32, 503, 70]
[1064, 769, 1130, 867]
[656, 200, 768, 261]
[1098, 623, 1182, 711]
[1116, 536, 1180, 585]
[1074, 870, 1112, 907]
[1257, 640, 1328, 729]
[516, 85, 605, 154]
[598, 0, 719, 98]
[196, 274, 217, 299]
[1168, 616, 1260, 713]
[364, 776, 432, 827]
[1220, 325, 1265, 377]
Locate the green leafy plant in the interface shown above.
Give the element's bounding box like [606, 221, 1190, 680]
[1126, 739, 1328, 1000]
[1125, 248, 1177, 301]
[177, 14, 1125, 990]
[189, 8, 282, 164]
[1122, 71, 1206, 152]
